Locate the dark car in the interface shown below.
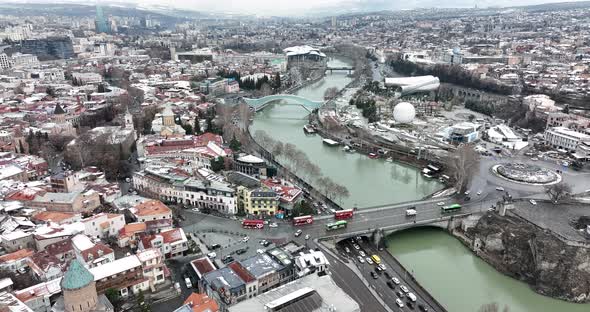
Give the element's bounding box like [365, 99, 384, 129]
[386, 281, 395, 289]
[262, 241, 271, 247]
[465, 196, 471, 201]
[209, 244, 221, 250]
[222, 256, 234, 264]
[370, 272, 378, 279]
[407, 301, 414, 309]
[384, 272, 391, 279]
[374, 267, 382, 274]
[396, 291, 403, 298]
[235, 248, 247, 255]
[418, 304, 429, 312]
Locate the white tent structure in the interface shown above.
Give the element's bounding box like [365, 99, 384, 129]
[384, 75, 440, 95]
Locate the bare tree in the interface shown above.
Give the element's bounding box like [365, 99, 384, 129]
[323, 87, 339, 100]
[447, 145, 480, 193]
[260, 82, 272, 97]
[478, 303, 510, 312]
[288, 67, 303, 87]
[237, 103, 253, 131]
[544, 182, 572, 204]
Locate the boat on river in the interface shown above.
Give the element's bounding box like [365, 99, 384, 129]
[323, 138, 340, 146]
[303, 124, 317, 134]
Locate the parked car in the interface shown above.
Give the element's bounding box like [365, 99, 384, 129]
[366, 257, 373, 265]
[477, 190, 482, 195]
[418, 304, 429, 311]
[400, 285, 409, 293]
[222, 255, 234, 264]
[379, 264, 386, 271]
[344, 247, 351, 253]
[370, 272, 378, 279]
[305, 234, 310, 240]
[184, 277, 192, 288]
[235, 248, 247, 255]
[294, 230, 302, 237]
[384, 272, 392, 279]
[395, 299, 404, 308]
[359, 250, 366, 257]
[192, 208, 200, 212]
[242, 236, 249, 242]
[207, 252, 216, 259]
[392, 277, 400, 285]
[357, 256, 365, 263]
[437, 202, 445, 206]
[353, 244, 360, 250]
[269, 223, 278, 228]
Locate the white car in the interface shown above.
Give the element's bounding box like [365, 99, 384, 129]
[269, 223, 278, 228]
[379, 264, 386, 271]
[477, 190, 482, 195]
[437, 201, 445, 206]
[207, 252, 216, 259]
[529, 199, 537, 205]
[366, 257, 373, 265]
[407, 292, 417, 302]
[464, 190, 470, 195]
[395, 298, 404, 308]
[392, 277, 400, 285]
[353, 244, 360, 250]
[256, 249, 265, 254]
[192, 208, 200, 212]
[400, 285, 409, 293]
[496, 187, 505, 191]
[344, 247, 351, 253]
[357, 256, 365, 263]
[304, 234, 310, 240]
[184, 277, 192, 289]
[359, 250, 366, 257]
[242, 236, 249, 242]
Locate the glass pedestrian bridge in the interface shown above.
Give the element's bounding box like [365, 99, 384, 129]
[243, 94, 324, 112]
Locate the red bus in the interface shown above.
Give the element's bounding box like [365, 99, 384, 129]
[242, 219, 264, 229]
[293, 215, 313, 226]
[334, 209, 354, 220]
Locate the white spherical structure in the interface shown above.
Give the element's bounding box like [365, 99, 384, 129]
[393, 102, 416, 124]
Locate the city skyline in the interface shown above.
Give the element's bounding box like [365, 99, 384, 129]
[3, 0, 590, 16]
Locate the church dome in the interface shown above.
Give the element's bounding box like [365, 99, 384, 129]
[61, 259, 94, 290]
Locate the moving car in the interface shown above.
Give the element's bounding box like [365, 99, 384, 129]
[395, 299, 404, 308]
[375, 266, 383, 274]
[407, 292, 417, 302]
[529, 199, 537, 205]
[269, 223, 278, 228]
[370, 271, 378, 279]
[305, 234, 310, 240]
[366, 257, 374, 265]
[496, 187, 505, 191]
[184, 277, 192, 288]
[357, 256, 365, 263]
[464, 190, 470, 195]
[242, 236, 249, 242]
[192, 208, 200, 212]
[477, 190, 482, 195]
[353, 244, 360, 250]
[392, 277, 400, 285]
[294, 229, 302, 237]
[379, 264, 386, 271]
[359, 250, 366, 257]
[222, 255, 234, 264]
[207, 252, 216, 259]
[400, 285, 409, 293]
[406, 208, 417, 216]
[437, 201, 445, 206]
[344, 247, 351, 253]
[386, 281, 395, 289]
[418, 304, 429, 311]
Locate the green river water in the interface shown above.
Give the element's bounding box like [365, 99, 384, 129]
[251, 58, 589, 312]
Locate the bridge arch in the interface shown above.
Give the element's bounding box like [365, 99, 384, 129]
[243, 94, 324, 112]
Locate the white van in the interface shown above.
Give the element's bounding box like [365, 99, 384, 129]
[407, 292, 417, 302]
[184, 277, 192, 288]
[207, 252, 217, 259]
[406, 209, 417, 216]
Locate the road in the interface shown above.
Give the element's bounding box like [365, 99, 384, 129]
[337, 237, 439, 311]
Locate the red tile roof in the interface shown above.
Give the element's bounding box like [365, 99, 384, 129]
[183, 293, 219, 312]
[227, 262, 255, 283]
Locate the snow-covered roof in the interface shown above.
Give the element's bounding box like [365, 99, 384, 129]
[237, 155, 264, 164]
[90, 254, 141, 281]
[283, 45, 326, 58]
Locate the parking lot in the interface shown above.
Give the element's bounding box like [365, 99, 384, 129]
[337, 237, 438, 311]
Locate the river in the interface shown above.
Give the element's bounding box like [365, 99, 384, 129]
[251, 58, 442, 209]
[250, 58, 588, 311]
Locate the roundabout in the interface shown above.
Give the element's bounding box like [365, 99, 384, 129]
[492, 163, 561, 185]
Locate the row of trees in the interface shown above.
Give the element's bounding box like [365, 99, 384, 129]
[217, 69, 282, 92]
[254, 130, 350, 204]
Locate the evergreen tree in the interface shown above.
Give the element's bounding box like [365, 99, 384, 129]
[229, 134, 241, 151]
[182, 124, 193, 135]
[18, 140, 24, 154]
[210, 157, 225, 172]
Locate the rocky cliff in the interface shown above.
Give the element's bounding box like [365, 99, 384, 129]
[465, 213, 590, 302]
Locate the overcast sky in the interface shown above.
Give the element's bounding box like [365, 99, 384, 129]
[14, 0, 590, 16]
